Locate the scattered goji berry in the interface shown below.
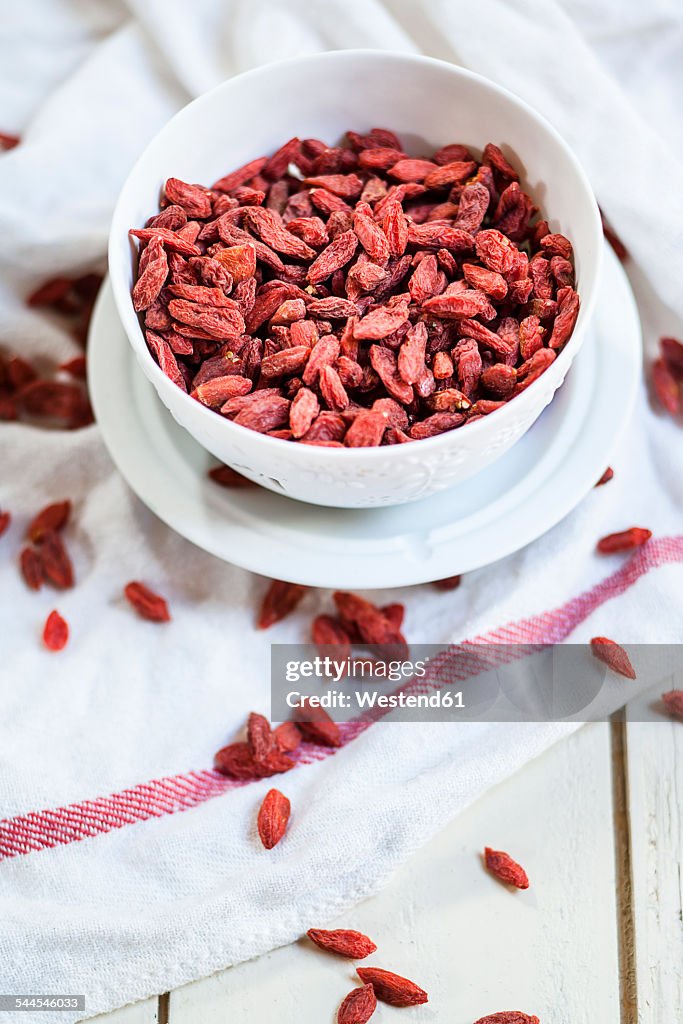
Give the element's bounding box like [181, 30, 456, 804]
[295, 700, 341, 747]
[597, 528, 652, 553]
[661, 690, 683, 720]
[43, 610, 69, 652]
[434, 575, 462, 591]
[595, 467, 614, 487]
[273, 721, 302, 753]
[660, 336, 683, 374]
[307, 928, 377, 959]
[257, 787, 291, 849]
[484, 847, 529, 889]
[652, 358, 680, 415]
[214, 741, 294, 780]
[59, 356, 87, 380]
[356, 967, 428, 1007]
[257, 579, 308, 629]
[38, 529, 74, 589]
[124, 581, 170, 622]
[20, 547, 43, 591]
[337, 984, 377, 1024]
[247, 712, 274, 762]
[590, 637, 636, 679]
[0, 131, 20, 150]
[26, 500, 71, 542]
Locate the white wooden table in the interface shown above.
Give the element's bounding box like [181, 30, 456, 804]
[93, 685, 682, 1024]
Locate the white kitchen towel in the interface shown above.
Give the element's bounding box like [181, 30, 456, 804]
[1, 0, 683, 1020]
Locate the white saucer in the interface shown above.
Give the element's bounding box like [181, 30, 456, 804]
[89, 244, 641, 589]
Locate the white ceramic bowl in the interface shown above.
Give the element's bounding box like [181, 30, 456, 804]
[109, 50, 602, 509]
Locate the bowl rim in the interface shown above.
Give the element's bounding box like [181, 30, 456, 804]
[108, 48, 603, 461]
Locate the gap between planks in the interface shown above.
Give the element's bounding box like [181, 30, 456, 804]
[157, 994, 169, 1024]
[610, 711, 638, 1024]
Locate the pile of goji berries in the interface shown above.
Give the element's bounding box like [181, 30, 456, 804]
[130, 130, 581, 446]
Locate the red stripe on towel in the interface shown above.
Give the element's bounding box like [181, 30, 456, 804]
[1, 536, 680, 861]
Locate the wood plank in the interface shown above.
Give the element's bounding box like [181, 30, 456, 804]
[169, 724, 620, 1023]
[625, 682, 683, 1023]
[88, 997, 159, 1024]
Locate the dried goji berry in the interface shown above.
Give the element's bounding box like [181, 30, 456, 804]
[257, 580, 308, 629]
[232, 395, 290, 433]
[247, 711, 274, 762]
[0, 131, 20, 150]
[652, 358, 680, 415]
[27, 277, 73, 308]
[307, 230, 358, 285]
[597, 528, 652, 553]
[260, 346, 310, 381]
[214, 741, 294, 779]
[483, 143, 520, 182]
[124, 581, 170, 622]
[43, 609, 69, 651]
[381, 603, 405, 630]
[548, 286, 580, 349]
[133, 237, 169, 312]
[59, 356, 87, 380]
[38, 530, 74, 589]
[595, 467, 614, 487]
[388, 158, 437, 182]
[661, 690, 683, 720]
[214, 158, 266, 193]
[20, 547, 43, 590]
[353, 202, 390, 263]
[484, 847, 529, 889]
[311, 615, 352, 664]
[257, 787, 291, 849]
[382, 195, 409, 257]
[590, 637, 636, 679]
[214, 243, 257, 283]
[356, 968, 428, 1007]
[333, 591, 401, 646]
[273, 721, 302, 753]
[245, 207, 315, 261]
[130, 227, 201, 258]
[434, 575, 461, 591]
[660, 336, 683, 374]
[337, 984, 377, 1024]
[295, 700, 341, 747]
[307, 928, 377, 959]
[26, 500, 71, 542]
[165, 177, 212, 219]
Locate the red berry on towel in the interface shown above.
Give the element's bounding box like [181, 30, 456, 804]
[257, 787, 290, 849]
[43, 610, 69, 652]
